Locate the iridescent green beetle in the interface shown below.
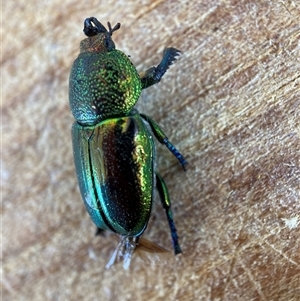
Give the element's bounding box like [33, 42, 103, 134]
[69, 17, 187, 269]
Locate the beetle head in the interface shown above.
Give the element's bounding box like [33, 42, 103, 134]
[80, 17, 121, 53]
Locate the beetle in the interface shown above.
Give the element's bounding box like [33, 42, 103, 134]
[69, 17, 187, 269]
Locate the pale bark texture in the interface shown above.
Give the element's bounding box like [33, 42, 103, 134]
[3, 0, 300, 300]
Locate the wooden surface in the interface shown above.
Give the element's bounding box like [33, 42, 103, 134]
[3, 0, 300, 300]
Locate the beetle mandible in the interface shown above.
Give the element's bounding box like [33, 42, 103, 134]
[69, 17, 187, 269]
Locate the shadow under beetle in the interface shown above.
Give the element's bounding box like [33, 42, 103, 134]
[69, 17, 187, 269]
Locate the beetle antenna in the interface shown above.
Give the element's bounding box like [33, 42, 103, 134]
[107, 22, 121, 36]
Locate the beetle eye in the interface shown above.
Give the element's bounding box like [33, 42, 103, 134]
[104, 36, 115, 51]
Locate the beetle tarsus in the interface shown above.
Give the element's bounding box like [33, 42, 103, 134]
[156, 173, 182, 255]
[166, 208, 182, 254]
[140, 114, 187, 170]
[163, 139, 187, 171]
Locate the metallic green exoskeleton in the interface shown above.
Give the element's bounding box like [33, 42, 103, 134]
[69, 17, 187, 269]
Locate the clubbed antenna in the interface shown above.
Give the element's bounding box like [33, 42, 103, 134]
[83, 17, 121, 37]
[107, 22, 121, 36]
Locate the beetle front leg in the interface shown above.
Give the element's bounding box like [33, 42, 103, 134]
[156, 173, 182, 255]
[139, 48, 181, 89]
[141, 114, 187, 170]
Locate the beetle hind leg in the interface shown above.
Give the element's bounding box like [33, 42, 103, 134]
[156, 173, 182, 255]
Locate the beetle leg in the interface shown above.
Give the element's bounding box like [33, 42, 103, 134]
[156, 173, 182, 255]
[139, 48, 181, 89]
[95, 227, 105, 236]
[141, 114, 187, 170]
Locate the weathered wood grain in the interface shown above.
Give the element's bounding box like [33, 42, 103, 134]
[3, 0, 300, 300]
